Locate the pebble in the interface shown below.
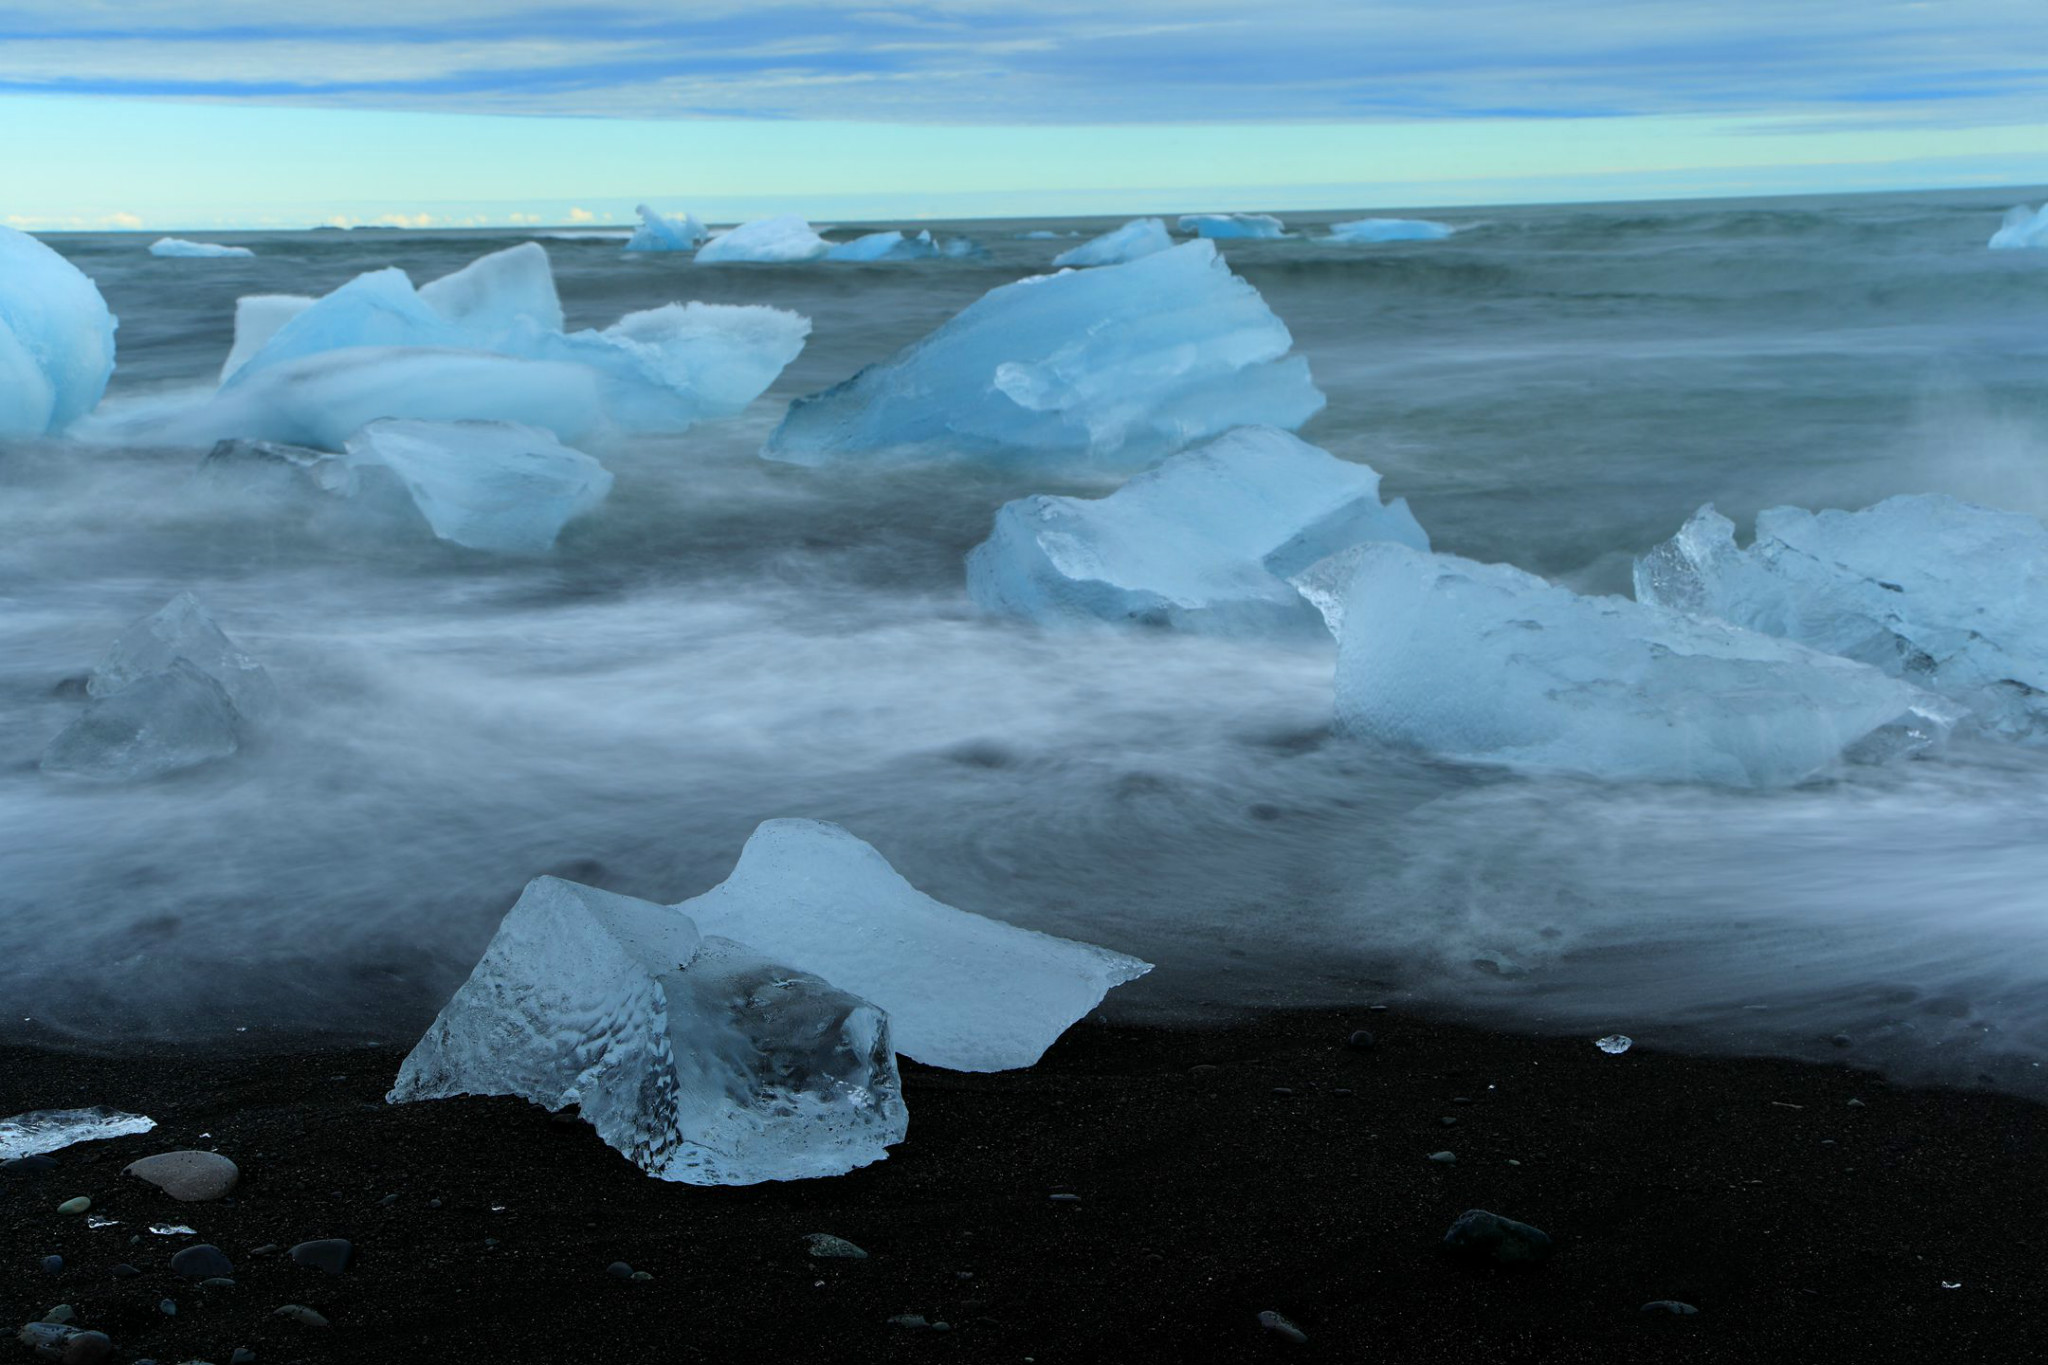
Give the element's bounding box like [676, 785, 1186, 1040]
[888, 1314, 931, 1329]
[230, 1350, 256, 1364]
[124, 1152, 239, 1203]
[41, 1306, 75, 1324]
[805, 1234, 868, 1259]
[631, 1270, 652, 1282]
[170, 1244, 234, 1280]
[1440, 1116, 1459, 1127]
[271, 1305, 329, 1329]
[3, 1154, 61, 1173]
[201, 1277, 236, 1289]
[111, 1265, 140, 1280]
[289, 1238, 353, 1275]
[1271, 1087, 1295, 1097]
[158, 1299, 177, 1317]
[1048, 1193, 1081, 1204]
[1257, 1310, 1307, 1344]
[248, 1244, 279, 1256]
[1847, 1098, 1866, 1108]
[606, 1261, 635, 1280]
[377, 1193, 399, 1208]
[1428, 1151, 1457, 1164]
[57, 1197, 91, 1215]
[1830, 1034, 1853, 1049]
[1641, 1300, 1699, 1315]
[1189, 1064, 1220, 1077]
[1347, 1030, 1377, 1051]
[1442, 1209, 1554, 1266]
[41, 1255, 63, 1274]
[15, 1323, 113, 1365]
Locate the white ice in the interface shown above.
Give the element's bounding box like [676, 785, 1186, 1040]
[1989, 204, 2048, 250]
[678, 820, 1152, 1072]
[0, 1107, 156, 1160]
[1635, 496, 2048, 742]
[695, 215, 831, 264]
[1328, 218, 1455, 243]
[219, 295, 315, 383]
[624, 204, 708, 252]
[1333, 542, 1956, 787]
[341, 419, 613, 553]
[89, 590, 277, 717]
[967, 426, 1428, 637]
[762, 240, 1326, 472]
[389, 876, 908, 1185]
[1178, 212, 1287, 239]
[149, 238, 254, 259]
[1053, 218, 1173, 268]
[826, 230, 938, 262]
[0, 226, 118, 438]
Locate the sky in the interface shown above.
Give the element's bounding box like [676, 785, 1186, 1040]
[4, 0, 2047, 228]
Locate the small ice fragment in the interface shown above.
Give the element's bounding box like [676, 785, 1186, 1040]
[0, 225, 118, 438]
[624, 204, 708, 252]
[1052, 218, 1173, 268]
[1595, 1035, 1633, 1055]
[1178, 212, 1287, 239]
[694, 215, 831, 264]
[86, 1215, 120, 1228]
[0, 1106, 156, 1159]
[150, 1223, 198, 1236]
[41, 661, 242, 781]
[149, 237, 255, 259]
[341, 419, 613, 553]
[1942, 1281, 1962, 1290]
[88, 591, 277, 718]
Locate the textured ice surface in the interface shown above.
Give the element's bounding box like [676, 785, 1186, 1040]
[1332, 542, 1955, 786]
[342, 419, 613, 553]
[967, 426, 1428, 637]
[679, 820, 1152, 1071]
[1990, 204, 2048, 249]
[416, 241, 564, 344]
[1329, 218, 1455, 243]
[1635, 497, 2048, 741]
[220, 295, 315, 383]
[89, 591, 277, 717]
[625, 204, 708, 252]
[0, 1107, 156, 1159]
[764, 240, 1325, 472]
[0, 225, 117, 438]
[1053, 218, 1173, 268]
[826, 230, 938, 262]
[695, 215, 831, 264]
[149, 237, 254, 259]
[42, 660, 242, 781]
[390, 876, 907, 1185]
[1178, 212, 1287, 239]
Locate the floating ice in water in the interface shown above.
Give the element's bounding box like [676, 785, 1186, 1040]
[1018, 230, 1078, 240]
[88, 591, 277, 717]
[1989, 204, 2048, 250]
[1331, 542, 1957, 787]
[341, 419, 613, 553]
[1594, 1034, 1634, 1054]
[824, 230, 947, 262]
[1053, 218, 1173, 268]
[1328, 218, 1455, 243]
[0, 1106, 156, 1159]
[678, 820, 1152, 1071]
[0, 225, 117, 438]
[967, 426, 1427, 637]
[1635, 497, 2048, 742]
[220, 295, 314, 383]
[763, 240, 1325, 472]
[624, 204, 708, 252]
[148, 237, 254, 259]
[390, 876, 907, 1185]
[695, 215, 831, 264]
[1178, 212, 1287, 239]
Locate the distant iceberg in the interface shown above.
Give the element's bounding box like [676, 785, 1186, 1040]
[826, 230, 939, 262]
[695, 215, 831, 263]
[1179, 212, 1287, 240]
[763, 240, 1326, 472]
[149, 238, 254, 259]
[1990, 204, 2048, 250]
[342, 419, 613, 553]
[0, 225, 118, 438]
[624, 204, 708, 252]
[967, 426, 1427, 636]
[1328, 218, 1455, 243]
[1053, 218, 1173, 268]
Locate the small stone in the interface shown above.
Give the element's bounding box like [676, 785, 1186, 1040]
[289, 1238, 352, 1275]
[888, 1314, 930, 1329]
[170, 1244, 234, 1279]
[200, 1277, 236, 1289]
[1332, 1088, 1354, 1097]
[1368, 1004, 1389, 1011]
[1258, 1310, 1307, 1344]
[249, 1244, 279, 1256]
[1641, 1300, 1699, 1315]
[1451, 1096, 1474, 1105]
[57, 1197, 91, 1215]
[1347, 1030, 1376, 1051]
[40, 1306, 74, 1325]
[630, 1270, 653, 1282]
[1442, 1209, 1553, 1266]
[606, 1261, 634, 1280]
[1830, 1034, 1853, 1049]
[111, 1264, 140, 1279]
[272, 1305, 329, 1328]
[1440, 1116, 1458, 1127]
[41, 1255, 63, 1274]
[124, 1152, 239, 1204]
[1271, 1087, 1295, 1097]
[1847, 1098, 1866, 1108]
[158, 1299, 176, 1316]
[377, 1194, 399, 1208]
[805, 1234, 868, 1259]
[1048, 1193, 1081, 1203]
[230, 1350, 256, 1364]
[1428, 1151, 1457, 1164]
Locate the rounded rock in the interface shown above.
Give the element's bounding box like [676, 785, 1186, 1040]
[1442, 1209, 1553, 1266]
[805, 1234, 868, 1259]
[271, 1305, 329, 1329]
[124, 1152, 239, 1204]
[170, 1244, 234, 1280]
[1347, 1029, 1376, 1051]
[61, 1329, 113, 1365]
[1641, 1300, 1699, 1315]
[606, 1261, 634, 1280]
[41, 1305, 75, 1324]
[1258, 1310, 1308, 1344]
[41, 1254, 63, 1274]
[289, 1238, 352, 1275]
[111, 1264, 140, 1279]
[57, 1197, 91, 1215]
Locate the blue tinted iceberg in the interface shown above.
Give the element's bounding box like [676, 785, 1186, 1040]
[1990, 205, 2048, 250]
[220, 294, 315, 383]
[763, 240, 1325, 472]
[1333, 542, 1955, 786]
[1328, 218, 1455, 243]
[967, 427, 1427, 636]
[1053, 218, 1173, 268]
[826, 230, 937, 262]
[695, 215, 830, 263]
[0, 225, 118, 438]
[625, 204, 708, 252]
[1179, 212, 1287, 240]
[150, 238, 254, 259]
[342, 419, 612, 553]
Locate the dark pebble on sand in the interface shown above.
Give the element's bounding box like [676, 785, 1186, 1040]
[1832, 1034, 1854, 1048]
[16, 1323, 112, 1365]
[170, 1244, 234, 1279]
[230, 1349, 256, 1364]
[606, 1261, 635, 1280]
[41, 1255, 62, 1274]
[2, 1154, 61, 1174]
[1441, 1116, 1459, 1126]
[1347, 1029, 1377, 1051]
[1642, 1300, 1699, 1315]
[1258, 1310, 1308, 1343]
[1049, 1193, 1081, 1203]
[290, 1238, 353, 1274]
[111, 1264, 139, 1279]
[1443, 1209, 1553, 1266]
[157, 1299, 176, 1316]
[272, 1305, 329, 1328]
[1271, 1087, 1295, 1097]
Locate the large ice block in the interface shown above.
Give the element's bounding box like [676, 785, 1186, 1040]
[967, 426, 1428, 636]
[1990, 204, 2048, 250]
[695, 215, 831, 264]
[763, 240, 1325, 472]
[0, 225, 118, 438]
[1053, 218, 1173, 268]
[1635, 497, 2048, 741]
[149, 238, 254, 259]
[389, 876, 907, 1185]
[89, 591, 277, 717]
[678, 820, 1152, 1072]
[1178, 212, 1287, 239]
[219, 294, 315, 383]
[341, 419, 613, 553]
[624, 204, 708, 252]
[1328, 218, 1455, 243]
[1333, 542, 1956, 786]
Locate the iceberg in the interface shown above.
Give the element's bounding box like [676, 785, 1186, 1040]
[695, 215, 831, 264]
[624, 204, 708, 252]
[88, 590, 277, 717]
[416, 240, 564, 344]
[763, 240, 1326, 472]
[1053, 218, 1173, 268]
[1328, 218, 1455, 243]
[1332, 542, 1956, 786]
[219, 294, 315, 383]
[678, 820, 1152, 1071]
[1179, 213, 1287, 240]
[389, 876, 907, 1185]
[1635, 497, 2048, 741]
[149, 238, 255, 259]
[967, 426, 1427, 636]
[826, 230, 938, 262]
[1989, 204, 2048, 250]
[0, 225, 117, 438]
[341, 419, 612, 553]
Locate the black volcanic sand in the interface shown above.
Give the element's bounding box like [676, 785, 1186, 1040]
[3, 1011, 2045, 1364]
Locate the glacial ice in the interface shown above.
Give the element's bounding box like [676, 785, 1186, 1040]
[220, 295, 315, 383]
[1053, 218, 1173, 268]
[389, 876, 908, 1185]
[89, 590, 277, 717]
[0, 225, 118, 438]
[826, 230, 937, 262]
[1989, 204, 2048, 250]
[694, 215, 831, 264]
[763, 240, 1326, 472]
[149, 238, 255, 259]
[1179, 212, 1287, 239]
[624, 204, 709, 252]
[678, 820, 1153, 1072]
[1328, 218, 1455, 243]
[1635, 496, 2048, 741]
[0, 1107, 156, 1160]
[1331, 542, 1956, 786]
[416, 240, 565, 344]
[341, 419, 613, 553]
[966, 426, 1428, 636]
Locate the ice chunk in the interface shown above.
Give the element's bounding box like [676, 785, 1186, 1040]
[0, 1107, 156, 1160]
[1019, 230, 1077, 240]
[88, 591, 277, 718]
[196, 436, 348, 497]
[0, 225, 118, 437]
[532, 302, 811, 432]
[149, 238, 254, 259]
[826, 230, 938, 262]
[1635, 497, 2048, 741]
[1332, 542, 1956, 786]
[341, 419, 612, 553]
[389, 876, 907, 1185]
[417, 241, 564, 343]
[1053, 218, 1173, 268]
[624, 204, 708, 252]
[1990, 204, 2048, 250]
[695, 215, 831, 264]
[42, 660, 243, 781]
[1179, 212, 1287, 239]
[219, 295, 315, 383]
[967, 426, 1427, 636]
[1328, 218, 1455, 243]
[764, 240, 1325, 472]
[678, 820, 1152, 1071]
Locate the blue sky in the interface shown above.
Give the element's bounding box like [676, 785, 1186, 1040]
[4, 1, 2047, 227]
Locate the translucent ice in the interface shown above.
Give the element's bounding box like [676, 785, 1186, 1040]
[763, 240, 1326, 472]
[219, 295, 314, 383]
[389, 876, 907, 1185]
[678, 820, 1152, 1071]
[1594, 1034, 1633, 1054]
[149, 238, 254, 259]
[88, 591, 277, 718]
[0, 225, 117, 438]
[1179, 212, 1287, 239]
[1053, 218, 1173, 268]
[967, 426, 1427, 637]
[624, 204, 708, 252]
[1328, 218, 1455, 243]
[826, 230, 939, 262]
[1635, 497, 2048, 741]
[695, 215, 831, 264]
[1989, 204, 2048, 250]
[42, 661, 242, 781]
[341, 419, 612, 553]
[416, 240, 564, 344]
[0, 1106, 156, 1160]
[1332, 542, 1956, 787]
